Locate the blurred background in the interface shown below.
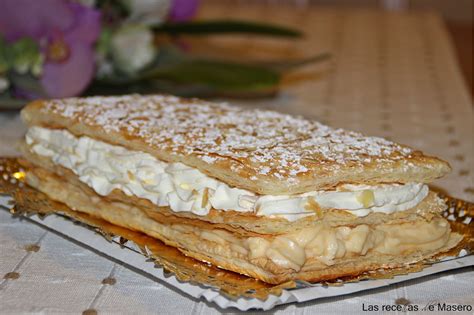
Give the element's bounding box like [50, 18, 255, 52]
[1, 0, 471, 103]
[202, 0, 473, 98]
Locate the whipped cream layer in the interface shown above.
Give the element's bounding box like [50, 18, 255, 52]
[25, 127, 429, 221]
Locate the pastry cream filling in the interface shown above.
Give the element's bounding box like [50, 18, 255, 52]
[169, 218, 450, 271]
[26, 127, 429, 221]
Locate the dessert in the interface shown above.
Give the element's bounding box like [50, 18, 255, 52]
[19, 94, 462, 284]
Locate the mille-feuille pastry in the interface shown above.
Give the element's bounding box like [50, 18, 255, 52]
[20, 94, 462, 284]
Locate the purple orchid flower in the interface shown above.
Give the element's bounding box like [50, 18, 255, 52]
[0, 0, 101, 98]
[169, 0, 200, 22]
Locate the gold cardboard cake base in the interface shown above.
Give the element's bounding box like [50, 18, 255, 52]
[0, 157, 472, 299]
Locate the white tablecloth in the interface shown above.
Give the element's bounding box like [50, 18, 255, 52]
[1, 4, 473, 313]
[0, 208, 473, 313]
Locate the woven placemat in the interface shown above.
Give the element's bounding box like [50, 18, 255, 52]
[195, 1, 473, 202]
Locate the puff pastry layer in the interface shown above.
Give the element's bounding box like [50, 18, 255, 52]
[21, 95, 450, 195]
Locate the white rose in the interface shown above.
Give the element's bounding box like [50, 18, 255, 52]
[110, 25, 157, 75]
[123, 0, 171, 26]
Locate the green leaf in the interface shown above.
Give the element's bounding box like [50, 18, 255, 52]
[10, 38, 42, 73]
[96, 27, 113, 57]
[9, 72, 46, 97]
[92, 46, 330, 98]
[86, 79, 278, 98]
[96, 0, 130, 19]
[92, 46, 330, 97]
[153, 20, 301, 37]
[96, 46, 280, 93]
[0, 35, 8, 73]
[142, 60, 280, 91]
[0, 94, 27, 109]
[96, 59, 280, 93]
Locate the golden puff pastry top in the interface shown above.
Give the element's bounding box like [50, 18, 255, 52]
[21, 94, 450, 195]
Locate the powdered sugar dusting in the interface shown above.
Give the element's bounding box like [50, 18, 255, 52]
[42, 95, 414, 184]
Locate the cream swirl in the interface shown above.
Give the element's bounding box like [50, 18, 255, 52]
[25, 127, 429, 221]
